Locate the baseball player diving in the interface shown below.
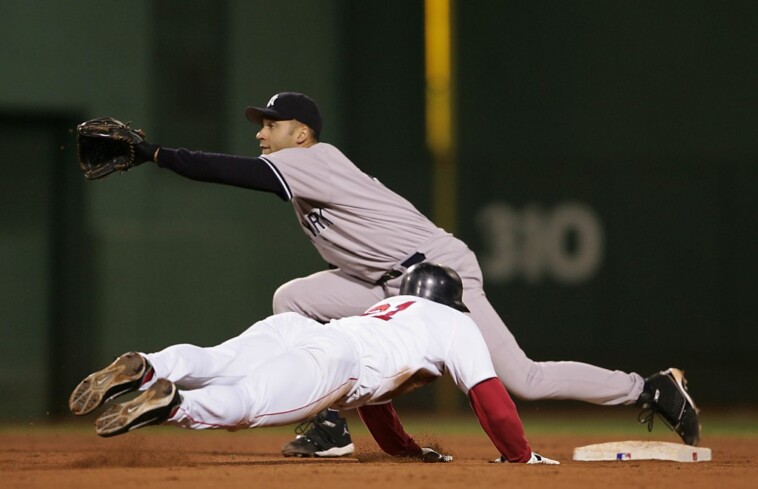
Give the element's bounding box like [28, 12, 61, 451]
[70, 264, 559, 464]
[74, 92, 700, 457]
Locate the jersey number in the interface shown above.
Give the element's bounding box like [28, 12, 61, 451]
[362, 301, 416, 321]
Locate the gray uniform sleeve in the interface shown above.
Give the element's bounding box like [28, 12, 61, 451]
[259, 147, 335, 203]
[262, 143, 445, 280]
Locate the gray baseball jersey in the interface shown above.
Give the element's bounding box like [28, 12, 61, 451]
[260, 143, 449, 282]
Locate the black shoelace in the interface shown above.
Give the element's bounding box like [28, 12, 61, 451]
[294, 418, 314, 436]
[294, 411, 329, 436]
[637, 407, 656, 432]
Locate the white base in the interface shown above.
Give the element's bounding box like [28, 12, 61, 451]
[573, 441, 711, 463]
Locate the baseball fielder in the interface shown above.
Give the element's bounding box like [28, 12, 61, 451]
[69, 264, 559, 465]
[114, 92, 699, 455]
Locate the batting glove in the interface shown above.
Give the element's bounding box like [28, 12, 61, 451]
[421, 447, 453, 463]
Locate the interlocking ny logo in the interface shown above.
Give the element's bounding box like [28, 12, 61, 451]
[267, 94, 279, 107]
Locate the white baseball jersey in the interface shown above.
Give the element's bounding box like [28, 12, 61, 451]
[260, 143, 450, 282]
[333, 295, 496, 408]
[146, 296, 496, 430]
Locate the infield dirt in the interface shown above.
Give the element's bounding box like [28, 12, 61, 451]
[2, 426, 756, 489]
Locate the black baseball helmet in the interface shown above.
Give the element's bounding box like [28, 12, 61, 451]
[399, 263, 469, 312]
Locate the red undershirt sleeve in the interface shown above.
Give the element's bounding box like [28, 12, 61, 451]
[468, 377, 532, 463]
[357, 402, 423, 458]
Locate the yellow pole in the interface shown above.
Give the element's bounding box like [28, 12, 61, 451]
[425, 0, 456, 233]
[425, 0, 459, 415]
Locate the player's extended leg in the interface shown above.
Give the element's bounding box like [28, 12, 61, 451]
[463, 288, 645, 405]
[393, 235, 698, 443]
[68, 334, 284, 418]
[145, 323, 285, 389]
[93, 322, 361, 436]
[435, 243, 699, 444]
[69, 314, 327, 417]
[412, 235, 647, 405]
[144, 319, 300, 390]
[169, 336, 359, 430]
[273, 269, 386, 457]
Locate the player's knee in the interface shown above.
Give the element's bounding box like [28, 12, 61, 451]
[272, 279, 308, 315]
[497, 370, 543, 401]
[505, 382, 541, 401]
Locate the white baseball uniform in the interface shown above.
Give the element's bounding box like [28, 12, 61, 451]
[140, 295, 534, 461]
[145, 296, 496, 428]
[158, 142, 645, 405]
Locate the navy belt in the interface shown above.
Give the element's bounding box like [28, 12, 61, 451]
[376, 252, 426, 285]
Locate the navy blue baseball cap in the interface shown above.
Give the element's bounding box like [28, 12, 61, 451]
[245, 92, 322, 137]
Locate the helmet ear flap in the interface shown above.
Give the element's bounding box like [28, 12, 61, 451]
[399, 263, 469, 312]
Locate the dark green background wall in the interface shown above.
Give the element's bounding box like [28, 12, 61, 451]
[0, 0, 755, 419]
[455, 1, 757, 404]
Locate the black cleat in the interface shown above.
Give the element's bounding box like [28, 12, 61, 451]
[637, 368, 701, 446]
[94, 378, 180, 437]
[281, 410, 355, 457]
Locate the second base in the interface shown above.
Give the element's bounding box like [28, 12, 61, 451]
[573, 441, 711, 463]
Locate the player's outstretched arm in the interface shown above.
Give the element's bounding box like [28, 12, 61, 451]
[357, 403, 452, 462]
[357, 402, 422, 457]
[468, 377, 533, 463]
[154, 148, 289, 198]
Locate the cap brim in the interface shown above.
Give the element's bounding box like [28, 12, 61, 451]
[245, 106, 287, 125]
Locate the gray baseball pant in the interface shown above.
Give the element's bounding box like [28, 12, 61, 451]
[272, 235, 644, 406]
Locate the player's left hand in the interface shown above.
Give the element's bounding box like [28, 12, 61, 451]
[421, 447, 453, 463]
[76, 117, 156, 180]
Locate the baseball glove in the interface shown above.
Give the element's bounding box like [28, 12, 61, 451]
[76, 117, 153, 180]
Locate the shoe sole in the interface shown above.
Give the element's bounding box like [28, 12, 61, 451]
[94, 378, 177, 438]
[68, 352, 146, 416]
[282, 443, 356, 458]
[666, 368, 699, 413]
[664, 368, 702, 446]
[314, 443, 355, 457]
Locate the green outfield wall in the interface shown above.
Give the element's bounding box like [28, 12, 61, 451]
[0, 1, 755, 419]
